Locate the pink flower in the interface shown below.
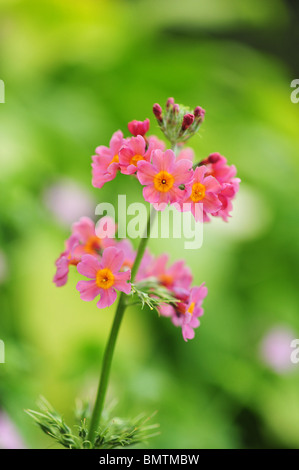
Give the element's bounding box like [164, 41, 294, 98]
[147, 254, 192, 291]
[180, 166, 222, 222]
[147, 135, 165, 152]
[0, 411, 26, 449]
[215, 179, 240, 222]
[92, 131, 126, 188]
[53, 234, 80, 287]
[260, 326, 296, 373]
[128, 118, 150, 137]
[159, 283, 208, 341]
[200, 153, 241, 221]
[119, 135, 150, 175]
[119, 135, 166, 175]
[76, 247, 131, 308]
[53, 216, 116, 287]
[72, 216, 116, 259]
[180, 284, 208, 341]
[137, 149, 193, 207]
[115, 240, 155, 282]
[135, 249, 155, 282]
[176, 147, 194, 162]
[116, 239, 136, 271]
[43, 178, 95, 227]
[202, 153, 237, 183]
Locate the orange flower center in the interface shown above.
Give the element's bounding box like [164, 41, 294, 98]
[154, 171, 174, 192]
[96, 268, 115, 289]
[84, 236, 101, 254]
[159, 274, 173, 287]
[190, 183, 205, 202]
[188, 302, 195, 315]
[111, 154, 119, 164]
[130, 154, 144, 166]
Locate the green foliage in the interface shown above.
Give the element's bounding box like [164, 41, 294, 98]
[26, 398, 159, 449]
[128, 279, 178, 313]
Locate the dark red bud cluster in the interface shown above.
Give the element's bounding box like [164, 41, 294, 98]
[181, 113, 194, 131]
[153, 97, 205, 145]
[153, 103, 163, 122]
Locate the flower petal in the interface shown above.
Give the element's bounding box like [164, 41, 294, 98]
[101, 247, 124, 273]
[77, 254, 101, 278]
[97, 288, 117, 308]
[76, 280, 101, 301]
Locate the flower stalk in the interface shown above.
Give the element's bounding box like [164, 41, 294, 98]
[88, 206, 156, 445]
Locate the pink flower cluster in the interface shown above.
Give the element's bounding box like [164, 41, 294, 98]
[53, 216, 207, 340]
[140, 253, 208, 341]
[91, 119, 240, 222]
[53, 101, 240, 342]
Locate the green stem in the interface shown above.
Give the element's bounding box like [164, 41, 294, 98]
[88, 206, 156, 445]
[131, 205, 156, 280]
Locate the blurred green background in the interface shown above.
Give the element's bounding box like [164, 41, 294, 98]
[1, 0, 299, 449]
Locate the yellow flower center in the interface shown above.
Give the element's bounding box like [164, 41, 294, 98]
[111, 154, 119, 164]
[154, 171, 174, 192]
[130, 154, 144, 166]
[188, 302, 195, 315]
[84, 236, 101, 254]
[190, 182, 205, 202]
[96, 268, 115, 289]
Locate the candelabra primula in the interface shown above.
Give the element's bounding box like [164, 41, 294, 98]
[27, 98, 240, 449]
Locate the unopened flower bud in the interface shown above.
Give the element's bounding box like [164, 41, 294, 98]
[128, 118, 150, 137]
[207, 153, 221, 164]
[181, 113, 194, 131]
[173, 103, 180, 114]
[194, 106, 205, 119]
[166, 97, 175, 109]
[153, 103, 163, 122]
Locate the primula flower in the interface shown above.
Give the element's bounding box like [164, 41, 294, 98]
[147, 135, 165, 152]
[128, 119, 150, 137]
[116, 240, 155, 283]
[116, 239, 136, 271]
[72, 216, 116, 258]
[176, 147, 194, 162]
[216, 179, 240, 222]
[147, 254, 192, 291]
[137, 149, 193, 207]
[119, 135, 151, 175]
[76, 247, 131, 308]
[119, 135, 165, 175]
[202, 153, 237, 183]
[92, 131, 126, 188]
[53, 234, 79, 287]
[180, 165, 222, 222]
[201, 153, 241, 221]
[180, 284, 208, 341]
[160, 283, 208, 341]
[53, 216, 116, 287]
